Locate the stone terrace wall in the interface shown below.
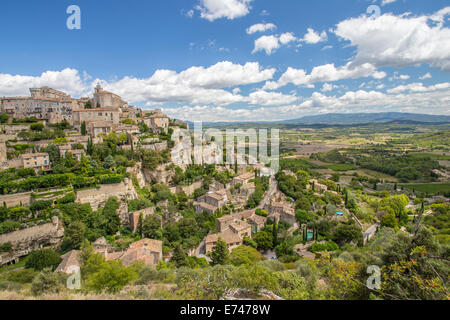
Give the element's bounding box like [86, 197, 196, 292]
[169, 180, 203, 196]
[76, 180, 137, 211]
[0, 192, 32, 208]
[76, 180, 137, 225]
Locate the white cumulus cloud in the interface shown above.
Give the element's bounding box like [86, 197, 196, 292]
[301, 28, 328, 44]
[333, 7, 450, 71]
[196, 0, 252, 21]
[246, 23, 277, 34]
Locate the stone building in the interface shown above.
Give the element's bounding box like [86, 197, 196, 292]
[87, 121, 114, 138]
[194, 189, 228, 214]
[129, 207, 157, 233]
[72, 108, 120, 127]
[141, 109, 169, 133]
[55, 250, 81, 274]
[205, 229, 243, 254]
[100, 238, 163, 267]
[266, 202, 296, 226]
[232, 171, 255, 186]
[1, 96, 73, 124]
[19, 153, 50, 171]
[92, 84, 127, 109]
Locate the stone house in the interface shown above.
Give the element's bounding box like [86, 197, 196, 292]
[87, 121, 113, 138]
[194, 201, 217, 215]
[55, 250, 81, 274]
[72, 108, 120, 127]
[267, 202, 296, 226]
[232, 171, 255, 186]
[102, 238, 163, 267]
[204, 229, 243, 254]
[199, 190, 228, 208]
[247, 214, 267, 232]
[141, 109, 169, 133]
[67, 149, 85, 161]
[20, 153, 50, 171]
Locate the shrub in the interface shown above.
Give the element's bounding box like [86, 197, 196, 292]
[31, 268, 63, 296]
[30, 200, 53, 212]
[0, 242, 12, 253]
[25, 249, 62, 271]
[57, 192, 76, 204]
[0, 281, 23, 292]
[7, 269, 37, 284]
[87, 260, 137, 293]
[257, 260, 286, 272]
[230, 246, 263, 266]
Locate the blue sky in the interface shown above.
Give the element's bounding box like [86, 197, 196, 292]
[0, 0, 449, 121]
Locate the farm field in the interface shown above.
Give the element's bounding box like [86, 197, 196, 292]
[401, 183, 450, 195]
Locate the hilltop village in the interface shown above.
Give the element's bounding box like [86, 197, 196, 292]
[0, 86, 447, 300]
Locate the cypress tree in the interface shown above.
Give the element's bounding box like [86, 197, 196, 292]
[272, 222, 278, 247]
[170, 244, 188, 268]
[136, 213, 144, 236]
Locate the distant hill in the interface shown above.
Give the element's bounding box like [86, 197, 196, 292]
[282, 112, 450, 125]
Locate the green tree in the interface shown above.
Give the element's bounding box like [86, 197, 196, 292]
[141, 215, 162, 239]
[25, 249, 62, 271]
[332, 223, 363, 246]
[381, 213, 398, 229]
[103, 155, 116, 169]
[253, 231, 274, 251]
[0, 113, 10, 123]
[209, 238, 230, 266]
[31, 268, 63, 296]
[87, 260, 137, 293]
[81, 121, 87, 135]
[230, 246, 263, 266]
[61, 221, 86, 251]
[102, 197, 121, 235]
[170, 244, 189, 268]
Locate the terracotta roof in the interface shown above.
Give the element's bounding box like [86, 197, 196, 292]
[235, 172, 254, 180]
[229, 220, 251, 232]
[205, 229, 242, 245]
[248, 214, 267, 226]
[129, 238, 162, 253]
[206, 192, 226, 201]
[195, 202, 217, 212]
[238, 209, 255, 219]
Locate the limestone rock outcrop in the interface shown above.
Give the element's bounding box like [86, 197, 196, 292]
[0, 216, 64, 265]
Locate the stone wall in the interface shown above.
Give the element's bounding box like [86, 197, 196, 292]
[169, 180, 203, 196]
[0, 216, 64, 265]
[75, 180, 137, 225]
[140, 141, 168, 152]
[143, 164, 174, 185]
[127, 162, 146, 189]
[0, 192, 32, 208]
